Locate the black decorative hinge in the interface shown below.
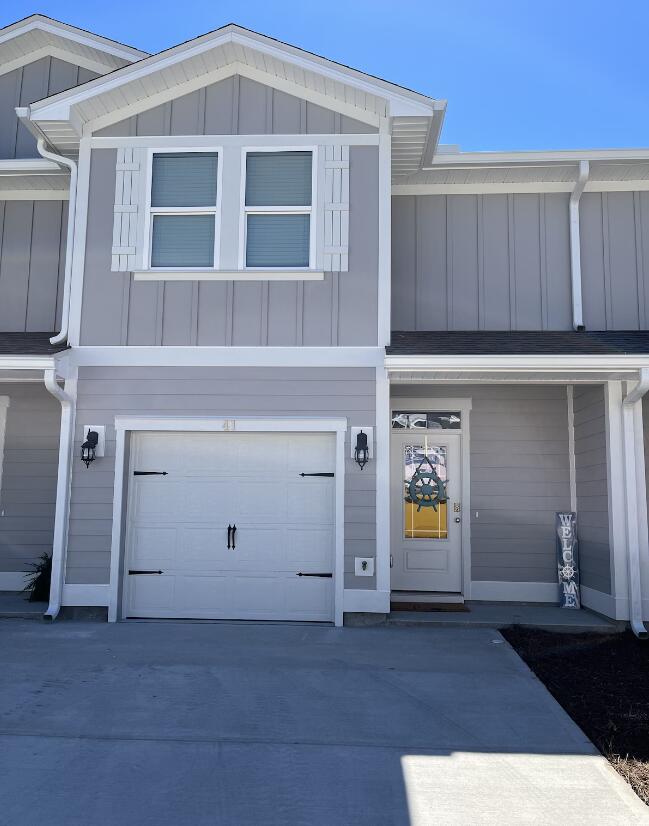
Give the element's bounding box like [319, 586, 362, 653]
[128, 570, 163, 575]
[134, 471, 168, 476]
[299, 472, 334, 477]
[296, 572, 333, 578]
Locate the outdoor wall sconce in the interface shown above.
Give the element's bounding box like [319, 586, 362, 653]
[350, 426, 374, 470]
[80, 425, 106, 468]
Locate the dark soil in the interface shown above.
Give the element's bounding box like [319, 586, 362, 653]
[503, 628, 649, 805]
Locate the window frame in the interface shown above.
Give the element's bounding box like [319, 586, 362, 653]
[142, 147, 223, 272]
[238, 146, 318, 272]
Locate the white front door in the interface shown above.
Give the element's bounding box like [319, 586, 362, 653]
[391, 431, 463, 592]
[123, 432, 335, 621]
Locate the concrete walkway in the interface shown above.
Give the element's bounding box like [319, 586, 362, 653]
[0, 621, 645, 826]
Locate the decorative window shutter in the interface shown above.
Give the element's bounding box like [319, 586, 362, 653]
[111, 147, 145, 272]
[321, 145, 350, 272]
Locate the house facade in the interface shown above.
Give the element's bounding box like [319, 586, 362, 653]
[2, 14, 649, 631]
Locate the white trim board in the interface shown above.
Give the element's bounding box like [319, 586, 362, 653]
[392, 181, 649, 195]
[0, 396, 9, 501]
[343, 589, 390, 614]
[61, 584, 110, 606]
[68, 346, 384, 368]
[0, 190, 69, 201]
[91, 134, 379, 149]
[0, 571, 27, 591]
[107, 416, 347, 626]
[132, 270, 325, 282]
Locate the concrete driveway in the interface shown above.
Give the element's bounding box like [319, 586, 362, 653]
[0, 621, 646, 826]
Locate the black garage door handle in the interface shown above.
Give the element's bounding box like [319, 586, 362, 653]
[296, 572, 332, 578]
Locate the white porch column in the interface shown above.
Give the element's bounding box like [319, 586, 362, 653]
[605, 378, 649, 633]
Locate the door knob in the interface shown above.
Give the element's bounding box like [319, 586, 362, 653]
[454, 517, 461, 523]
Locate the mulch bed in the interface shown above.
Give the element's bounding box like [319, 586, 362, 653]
[502, 628, 649, 806]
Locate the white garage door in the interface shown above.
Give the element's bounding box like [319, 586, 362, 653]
[123, 432, 336, 621]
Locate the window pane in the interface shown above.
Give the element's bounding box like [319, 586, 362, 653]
[246, 214, 310, 268]
[403, 445, 448, 539]
[392, 411, 461, 430]
[245, 152, 312, 206]
[151, 215, 214, 267]
[151, 153, 218, 207]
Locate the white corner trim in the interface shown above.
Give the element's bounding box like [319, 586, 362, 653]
[470, 581, 559, 603]
[375, 367, 391, 596]
[0, 395, 9, 499]
[108, 415, 347, 625]
[132, 270, 325, 282]
[0, 571, 27, 591]
[343, 589, 390, 613]
[567, 385, 577, 512]
[61, 584, 110, 606]
[377, 118, 391, 347]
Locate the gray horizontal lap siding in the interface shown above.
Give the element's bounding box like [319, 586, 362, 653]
[0, 200, 67, 331]
[573, 385, 611, 595]
[82, 78, 379, 347]
[0, 57, 98, 159]
[392, 384, 572, 584]
[66, 367, 376, 590]
[392, 194, 572, 331]
[0, 383, 60, 573]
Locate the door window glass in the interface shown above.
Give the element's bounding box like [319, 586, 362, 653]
[403, 444, 448, 539]
[392, 411, 460, 430]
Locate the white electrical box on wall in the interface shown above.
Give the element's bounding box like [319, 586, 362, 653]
[84, 425, 106, 458]
[355, 557, 375, 577]
[349, 426, 374, 460]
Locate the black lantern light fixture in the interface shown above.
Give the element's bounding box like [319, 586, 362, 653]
[81, 429, 99, 468]
[354, 429, 369, 470]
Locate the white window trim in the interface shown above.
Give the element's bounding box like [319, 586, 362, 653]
[141, 146, 224, 272]
[238, 146, 318, 272]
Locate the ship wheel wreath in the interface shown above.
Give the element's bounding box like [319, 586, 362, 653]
[406, 453, 448, 512]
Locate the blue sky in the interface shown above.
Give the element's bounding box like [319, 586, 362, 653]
[4, 1, 648, 151]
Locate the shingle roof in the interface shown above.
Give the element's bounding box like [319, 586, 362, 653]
[0, 333, 68, 356]
[387, 331, 649, 356]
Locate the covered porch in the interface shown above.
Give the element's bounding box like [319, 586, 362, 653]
[383, 330, 649, 632]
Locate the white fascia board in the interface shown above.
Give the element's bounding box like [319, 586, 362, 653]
[392, 181, 649, 195]
[29, 29, 436, 124]
[427, 148, 649, 166]
[69, 346, 384, 368]
[0, 356, 57, 370]
[385, 354, 649, 373]
[0, 45, 118, 80]
[0, 16, 147, 61]
[0, 158, 65, 175]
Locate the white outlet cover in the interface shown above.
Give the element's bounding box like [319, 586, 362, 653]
[84, 425, 106, 458]
[355, 557, 374, 577]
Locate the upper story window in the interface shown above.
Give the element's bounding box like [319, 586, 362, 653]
[243, 151, 313, 269]
[149, 152, 219, 269]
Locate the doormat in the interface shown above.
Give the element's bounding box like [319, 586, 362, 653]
[390, 602, 469, 613]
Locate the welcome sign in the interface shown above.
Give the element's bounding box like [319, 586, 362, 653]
[556, 512, 580, 609]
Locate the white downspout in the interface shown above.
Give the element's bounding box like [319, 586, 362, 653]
[35, 139, 77, 346]
[43, 369, 76, 621]
[622, 368, 649, 638]
[569, 160, 590, 331]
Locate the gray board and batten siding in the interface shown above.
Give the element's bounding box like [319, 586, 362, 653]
[392, 192, 649, 332]
[573, 385, 611, 595]
[0, 383, 61, 573]
[0, 200, 68, 332]
[65, 367, 376, 590]
[392, 384, 575, 585]
[0, 56, 99, 159]
[82, 76, 379, 347]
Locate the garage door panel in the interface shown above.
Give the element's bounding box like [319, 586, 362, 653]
[288, 435, 335, 473]
[233, 527, 286, 570]
[128, 574, 175, 613]
[287, 481, 334, 524]
[284, 576, 332, 620]
[285, 528, 333, 569]
[132, 481, 185, 521]
[130, 526, 177, 567]
[182, 480, 239, 521]
[174, 574, 229, 613]
[180, 527, 232, 569]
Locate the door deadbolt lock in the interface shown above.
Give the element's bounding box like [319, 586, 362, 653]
[454, 517, 461, 523]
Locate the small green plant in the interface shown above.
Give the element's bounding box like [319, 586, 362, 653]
[23, 552, 52, 603]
